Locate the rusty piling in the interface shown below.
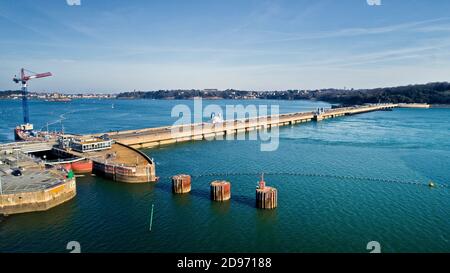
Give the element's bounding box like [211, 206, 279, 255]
[256, 174, 277, 209]
[172, 174, 191, 194]
[210, 181, 231, 201]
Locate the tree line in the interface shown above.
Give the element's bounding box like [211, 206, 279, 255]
[116, 82, 450, 104]
[3, 82, 450, 104]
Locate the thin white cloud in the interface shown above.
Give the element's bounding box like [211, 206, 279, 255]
[244, 17, 450, 44]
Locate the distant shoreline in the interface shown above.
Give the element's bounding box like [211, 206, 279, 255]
[114, 82, 450, 105]
[2, 81, 450, 105]
[1, 97, 449, 108]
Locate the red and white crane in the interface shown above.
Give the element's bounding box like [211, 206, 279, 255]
[13, 68, 52, 125]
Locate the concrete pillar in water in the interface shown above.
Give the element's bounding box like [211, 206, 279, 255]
[210, 181, 231, 201]
[172, 174, 191, 194]
[256, 174, 277, 209]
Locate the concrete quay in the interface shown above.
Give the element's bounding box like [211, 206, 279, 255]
[0, 148, 76, 216]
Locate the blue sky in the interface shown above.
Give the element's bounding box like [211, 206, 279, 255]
[1, 0, 450, 92]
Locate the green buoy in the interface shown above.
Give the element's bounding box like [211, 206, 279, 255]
[67, 170, 74, 179]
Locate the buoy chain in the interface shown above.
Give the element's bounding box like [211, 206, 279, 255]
[159, 171, 446, 189]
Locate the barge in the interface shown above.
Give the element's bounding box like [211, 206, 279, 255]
[14, 123, 62, 142]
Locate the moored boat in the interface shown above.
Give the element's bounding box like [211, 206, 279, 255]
[71, 159, 93, 173]
[14, 123, 63, 141]
[45, 98, 72, 102]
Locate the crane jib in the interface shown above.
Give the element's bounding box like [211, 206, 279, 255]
[22, 72, 52, 81]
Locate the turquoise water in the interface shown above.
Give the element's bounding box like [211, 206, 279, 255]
[0, 99, 449, 253]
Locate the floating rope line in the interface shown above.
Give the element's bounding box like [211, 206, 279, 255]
[39, 107, 102, 131]
[157, 171, 448, 189]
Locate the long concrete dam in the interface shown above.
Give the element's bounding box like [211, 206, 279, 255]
[98, 103, 398, 149]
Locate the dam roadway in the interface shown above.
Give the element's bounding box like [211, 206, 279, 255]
[96, 103, 398, 149]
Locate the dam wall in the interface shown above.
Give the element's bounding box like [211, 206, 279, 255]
[103, 104, 398, 149]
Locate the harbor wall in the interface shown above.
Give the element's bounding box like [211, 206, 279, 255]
[0, 178, 76, 215]
[55, 142, 157, 183]
[92, 157, 156, 183]
[95, 142, 156, 183]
